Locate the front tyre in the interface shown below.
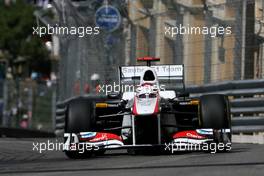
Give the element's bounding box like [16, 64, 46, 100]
[199, 94, 231, 129]
[199, 94, 232, 152]
[64, 99, 95, 159]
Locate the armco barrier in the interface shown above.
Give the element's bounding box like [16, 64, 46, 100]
[55, 79, 264, 135]
[0, 127, 55, 138]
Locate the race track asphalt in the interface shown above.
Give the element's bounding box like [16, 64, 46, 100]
[0, 138, 263, 176]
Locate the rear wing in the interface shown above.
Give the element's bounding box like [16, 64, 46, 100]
[119, 65, 184, 86]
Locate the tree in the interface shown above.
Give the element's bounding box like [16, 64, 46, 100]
[0, 0, 50, 77]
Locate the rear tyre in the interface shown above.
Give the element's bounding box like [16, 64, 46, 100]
[64, 99, 95, 159]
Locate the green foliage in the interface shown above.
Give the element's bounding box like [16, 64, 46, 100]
[19, 36, 49, 62]
[0, 0, 49, 63]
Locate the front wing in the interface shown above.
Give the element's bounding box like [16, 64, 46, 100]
[64, 129, 231, 153]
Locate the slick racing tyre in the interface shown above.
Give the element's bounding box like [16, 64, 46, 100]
[199, 94, 232, 152]
[65, 98, 96, 159]
[199, 94, 231, 129]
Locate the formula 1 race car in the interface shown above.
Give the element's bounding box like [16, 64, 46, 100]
[63, 57, 232, 158]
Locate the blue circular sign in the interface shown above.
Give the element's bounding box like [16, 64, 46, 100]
[95, 5, 121, 32]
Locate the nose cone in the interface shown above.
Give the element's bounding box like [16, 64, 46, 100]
[133, 96, 159, 115]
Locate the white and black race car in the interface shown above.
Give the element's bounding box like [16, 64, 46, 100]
[63, 57, 231, 158]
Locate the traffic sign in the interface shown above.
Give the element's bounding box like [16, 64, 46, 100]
[95, 5, 121, 32]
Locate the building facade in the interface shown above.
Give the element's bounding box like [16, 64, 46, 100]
[127, 0, 264, 85]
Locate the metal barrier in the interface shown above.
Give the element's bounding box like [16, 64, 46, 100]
[1, 80, 56, 134]
[0, 127, 55, 138]
[55, 101, 67, 136]
[55, 79, 264, 135]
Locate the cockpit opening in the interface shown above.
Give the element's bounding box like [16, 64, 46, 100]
[143, 70, 155, 81]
